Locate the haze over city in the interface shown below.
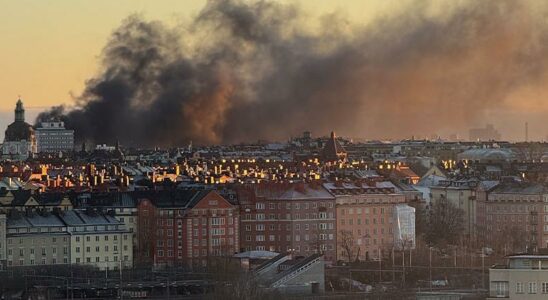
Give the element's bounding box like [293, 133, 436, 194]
[6, 1, 548, 299]
[2, 0, 548, 145]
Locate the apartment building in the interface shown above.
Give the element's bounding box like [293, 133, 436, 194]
[324, 181, 410, 261]
[431, 179, 479, 237]
[5, 212, 70, 267]
[137, 190, 239, 268]
[237, 182, 337, 264]
[59, 210, 133, 270]
[481, 180, 548, 252]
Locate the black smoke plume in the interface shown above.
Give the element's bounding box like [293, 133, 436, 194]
[36, 0, 548, 146]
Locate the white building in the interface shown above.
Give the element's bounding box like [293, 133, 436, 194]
[393, 204, 416, 250]
[36, 121, 74, 153]
[59, 210, 133, 270]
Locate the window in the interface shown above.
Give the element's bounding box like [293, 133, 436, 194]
[516, 282, 524, 294]
[529, 282, 537, 294]
[211, 218, 225, 225]
[542, 282, 548, 294]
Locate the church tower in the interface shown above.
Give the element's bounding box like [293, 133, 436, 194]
[2, 98, 36, 160]
[14, 99, 25, 122]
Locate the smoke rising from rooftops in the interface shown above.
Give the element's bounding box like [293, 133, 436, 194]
[36, 0, 548, 146]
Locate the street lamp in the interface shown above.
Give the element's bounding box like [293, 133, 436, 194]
[429, 247, 433, 292]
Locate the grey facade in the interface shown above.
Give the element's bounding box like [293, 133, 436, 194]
[36, 122, 74, 153]
[489, 255, 548, 299]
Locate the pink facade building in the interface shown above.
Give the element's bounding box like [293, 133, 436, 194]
[324, 181, 409, 262]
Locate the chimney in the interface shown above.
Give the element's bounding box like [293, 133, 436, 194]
[295, 182, 306, 194]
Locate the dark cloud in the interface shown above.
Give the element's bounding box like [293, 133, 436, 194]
[36, 0, 548, 146]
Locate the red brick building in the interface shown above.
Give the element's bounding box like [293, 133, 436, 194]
[237, 182, 337, 264]
[137, 190, 239, 268]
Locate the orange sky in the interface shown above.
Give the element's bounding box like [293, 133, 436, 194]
[0, 0, 399, 111]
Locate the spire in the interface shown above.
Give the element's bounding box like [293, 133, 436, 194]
[15, 98, 25, 122]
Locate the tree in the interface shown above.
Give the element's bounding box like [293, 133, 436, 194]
[425, 198, 464, 248]
[338, 230, 357, 262]
[490, 225, 527, 255]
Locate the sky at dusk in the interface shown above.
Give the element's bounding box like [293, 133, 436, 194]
[0, 0, 394, 109]
[0, 0, 401, 142]
[1, 0, 547, 143]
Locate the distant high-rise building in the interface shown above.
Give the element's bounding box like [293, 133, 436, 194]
[469, 124, 501, 141]
[2, 99, 36, 160]
[36, 121, 74, 153]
